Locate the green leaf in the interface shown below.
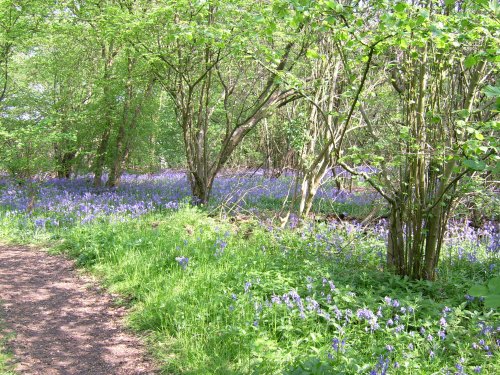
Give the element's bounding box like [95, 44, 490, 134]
[484, 295, 500, 309]
[306, 49, 319, 59]
[463, 159, 486, 171]
[394, 2, 406, 12]
[488, 277, 500, 293]
[464, 55, 478, 68]
[492, 161, 500, 174]
[468, 285, 489, 297]
[483, 85, 500, 98]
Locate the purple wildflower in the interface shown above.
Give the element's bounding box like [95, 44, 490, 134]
[244, 281, 252, 293]
[175, 256, 189, 270]
[357, 308, 375, 320]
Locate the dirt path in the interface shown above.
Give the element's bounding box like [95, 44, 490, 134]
[0, 244, 158, 375]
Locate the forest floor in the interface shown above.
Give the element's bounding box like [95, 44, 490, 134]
[0, 244, 158, 375]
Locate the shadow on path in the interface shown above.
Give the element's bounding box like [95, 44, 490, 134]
[0, 244, 157, 375]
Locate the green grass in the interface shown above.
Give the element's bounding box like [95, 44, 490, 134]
[1, 206, 499, 374]
[0, 319, 15, 375]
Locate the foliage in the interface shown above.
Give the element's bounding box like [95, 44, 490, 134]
[0, 0, 499, 369]
[0, 174, 499, 374]
[468, 277, 500, 309]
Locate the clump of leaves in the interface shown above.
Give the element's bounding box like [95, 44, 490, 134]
[468, 276, 500, 309]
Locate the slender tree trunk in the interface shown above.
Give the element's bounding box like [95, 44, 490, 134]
[93, 42, 117, 187]
[57, 151, 75, 179]
[298, 151, 332, 218]
[387, 203, 406, 275]
[107, 125, 126, 188]
[93, 127, 110, 187]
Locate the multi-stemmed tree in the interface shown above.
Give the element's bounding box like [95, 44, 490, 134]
[343, 0, 499, 280]
[123, 0, 315, 203]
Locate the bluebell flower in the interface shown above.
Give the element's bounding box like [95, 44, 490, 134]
[356, 308, 375, 320]
[175, 256, 189, 270]
[306, 297, 320, 313]
[244, 281, 252, 293]
[442, 306, 452, 315]
[271, 295, 281, 304]
[465, 294, 475, 302]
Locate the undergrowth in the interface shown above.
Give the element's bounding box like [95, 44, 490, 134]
[1, 204, 497, 374]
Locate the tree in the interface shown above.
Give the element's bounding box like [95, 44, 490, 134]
[289, 1, 393, 218]
[0, 0, 46, 103]
[343, 0, 499, 280]
[126, 0, 312, 203]
[0, 0, 55, 181]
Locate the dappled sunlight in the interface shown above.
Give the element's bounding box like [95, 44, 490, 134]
[0, 245, 156, 374]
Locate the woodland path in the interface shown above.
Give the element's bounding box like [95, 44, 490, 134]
[0, 244, 158, 375]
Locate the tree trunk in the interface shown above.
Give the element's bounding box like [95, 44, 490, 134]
[93, 127, 110, 187]
[57, 151, 75, 179]
[387, 204, 406, 275]
[107, 123, 126, 188]
[187, 169, 214, 205]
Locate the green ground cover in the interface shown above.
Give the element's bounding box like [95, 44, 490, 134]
[1, 203, 498, 374]
[0, 318, 14, 375]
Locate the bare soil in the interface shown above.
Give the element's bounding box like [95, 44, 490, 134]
[0, 244, 158, 374]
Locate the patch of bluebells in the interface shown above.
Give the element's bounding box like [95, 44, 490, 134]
[0, 171, 383, 229]
[2, 172, 500, 372]
[370, 355, 390, 375]
[0, 173, 188, 226]
[227, 272, 500, 373]
[328, 337, 346, 360]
